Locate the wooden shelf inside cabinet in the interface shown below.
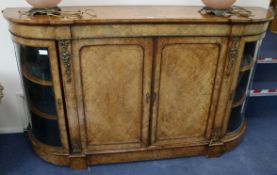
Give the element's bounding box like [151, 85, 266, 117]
[31, 104, 57, 120]
[257, 57, 277, 64]
[250, 89, 277, 97]
[240, 55, 254, 72]
[232, 90, 246, 108]
[22, 64, 53, 86]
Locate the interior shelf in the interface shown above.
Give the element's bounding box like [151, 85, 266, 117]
[246, 96, 277, 117]
[257, 57, 277, 64]
[234, 71, 250, 101]
[250, 88, 277, 97]
[22, 64, 53, 86]
[31, 111, 61, 147]
[258, 31, 277, 59]
[31, 104, 57, 120]
[240, 55, 254, 72]
[251, 81, 277, 90]
[233, 90, 246, 108]
[250, 63, 277, 97]
[24, 78, 57, 115]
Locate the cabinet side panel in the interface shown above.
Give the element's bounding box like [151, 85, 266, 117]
[156, 43, 219, 143]
[81, 45, 144, 149]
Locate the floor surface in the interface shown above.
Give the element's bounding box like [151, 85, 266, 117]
[1, 114, 277, 175]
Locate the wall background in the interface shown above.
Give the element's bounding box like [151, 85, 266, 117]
[0, 0, 270, 133]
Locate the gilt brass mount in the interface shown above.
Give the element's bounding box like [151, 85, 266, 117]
[0, 83, 3, 103]
[227, 37, 240, 76]
[59, 40, 71, 82]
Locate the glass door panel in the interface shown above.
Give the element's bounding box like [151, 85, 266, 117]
[227, 42, 258, 133]
[15, 44, 61, 146]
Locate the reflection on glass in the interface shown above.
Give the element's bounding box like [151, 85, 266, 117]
[17, 45, 52, 81]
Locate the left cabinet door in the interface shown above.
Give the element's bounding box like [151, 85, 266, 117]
[71, 38, 153, 152]
[13, 36, 69, 153]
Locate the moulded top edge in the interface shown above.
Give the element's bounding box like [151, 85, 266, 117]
[2, 6, 274, 25]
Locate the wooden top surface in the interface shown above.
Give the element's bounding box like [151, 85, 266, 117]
[3, 6, 274, 25]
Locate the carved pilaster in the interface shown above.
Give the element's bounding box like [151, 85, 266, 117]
[227, 37, 240, 76]
[59, 40, 71, 82]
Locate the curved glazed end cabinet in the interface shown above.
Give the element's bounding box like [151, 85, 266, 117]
[3, 6, 273, 169]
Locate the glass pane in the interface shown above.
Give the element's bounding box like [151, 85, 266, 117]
[17, 45, 52, 81]
[227, 105, 243, 132]
[228, 41, 257, 133]
[234, 71, 250, 102]
[240, 54, 252, 68]
[244, 42, 256, 58]
[14, 43, 61, 147]
[252, 64, 277, 89]
[31, 112, 61, 146]
[24, 78, 57, 115]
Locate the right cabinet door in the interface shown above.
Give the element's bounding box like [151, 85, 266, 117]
[151, 37, 228, 146]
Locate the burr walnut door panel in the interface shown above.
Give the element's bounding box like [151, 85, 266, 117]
[151, 37, 228, 146]
[73, 38, 153, 152]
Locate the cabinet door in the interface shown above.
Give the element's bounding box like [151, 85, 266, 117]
[72, 38, 153, 152]
[151, 37, 228, 146]
[12, 36, 69, 153]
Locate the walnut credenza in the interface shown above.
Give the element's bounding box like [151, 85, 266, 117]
[3, 6, 273, 169]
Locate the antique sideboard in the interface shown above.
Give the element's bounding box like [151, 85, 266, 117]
[3, 6, 273, 169]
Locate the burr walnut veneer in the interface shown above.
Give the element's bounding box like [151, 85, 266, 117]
[3, 6, 273, 169]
